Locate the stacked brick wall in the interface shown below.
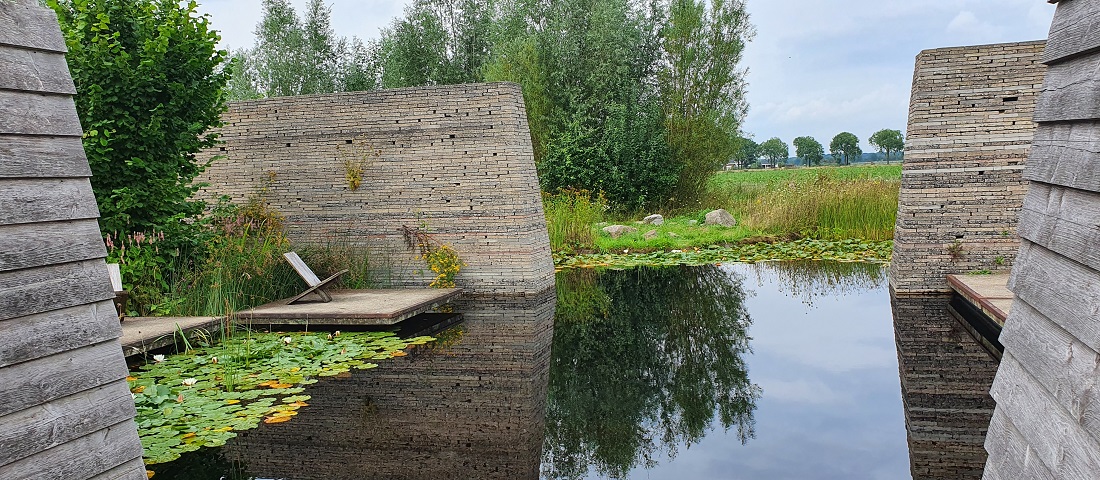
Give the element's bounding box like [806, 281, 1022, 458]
[892, 294, 999, 479]
[195, 83, 553, 295]
[891, 41, 1046, 293]
[224, 290, 555, 479]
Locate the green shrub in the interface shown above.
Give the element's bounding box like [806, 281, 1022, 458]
[544, 190, 608, 252]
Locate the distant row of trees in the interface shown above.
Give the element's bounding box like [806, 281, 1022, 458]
[229, 0, 755, 211]
[731, 129, 904, 168]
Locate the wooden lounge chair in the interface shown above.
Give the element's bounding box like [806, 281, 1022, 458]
[107, 263, 128, 320]
[283, 252, 348, 304]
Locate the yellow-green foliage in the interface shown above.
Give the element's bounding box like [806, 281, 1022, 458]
[709, 166, 900, 241]
[423, 244, 465, 288]
[543, 189, 607, 252]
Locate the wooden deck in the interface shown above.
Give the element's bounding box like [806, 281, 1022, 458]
[947, 273, 1013, 326]
[120, 316, 225, 358]
[234, 288, 463, 327]
[119, 288, 463, 357]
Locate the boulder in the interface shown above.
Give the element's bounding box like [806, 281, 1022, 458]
[705, 209, 737, 227]
[644, 229, 658, 240]
[602, 225, 638, 238]
[687, 220, 698, 225]
[642, 214, 664, 226]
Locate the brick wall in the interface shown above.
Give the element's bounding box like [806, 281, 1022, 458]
[224, 291, 555, 479]
[890, 41, 1046, 293]
[195, 83, 553, 295]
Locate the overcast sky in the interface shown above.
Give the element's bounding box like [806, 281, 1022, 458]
[197, 0, 1056, 150]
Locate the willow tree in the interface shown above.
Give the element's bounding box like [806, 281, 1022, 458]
[659, 0, 754, 206]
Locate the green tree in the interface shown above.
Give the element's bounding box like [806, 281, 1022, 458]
[50, 0, 230, 234]
[730, 136, 759, 168]
[758, 137, 789, 167]
[659, 0, 754, 206]
[829, 132, 862, 166]
[378, 0, 493, 88]
[792, 136, 824, 167]
[868, 128, 904, 163]
[229, 0, 376, 99]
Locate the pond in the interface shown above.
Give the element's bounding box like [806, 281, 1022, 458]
[150, 261, 998, 479]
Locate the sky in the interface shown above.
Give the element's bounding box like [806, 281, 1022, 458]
[197, 0, 1057, 151]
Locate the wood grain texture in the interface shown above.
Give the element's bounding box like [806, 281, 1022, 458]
[0, 178, 100, 226]
[0, 46, 75, 94]
[0, 379, 136, 466]
[0, 1, 66, 53]
[88, 457, 149, 480]
[0, 340, 129, 418]
[1026, 121, 1100, 192]
[1008, 241, 1100, 351]
[983, 408, 1056, 480]
[0, 89, 83, 136]
[990, 352, 1100, 478]
[1034, 53, 1100, 123]
[1043, 0, 1100, 64]
[0, 258, 114, 322]
[0, 419, 144, 480]
[0, 134, 91, 178]
[1018, 183, 1100, 273]
[0, 220, 106, 273]
[0, 301, 120, 369]
[999, 299, 1100, 442]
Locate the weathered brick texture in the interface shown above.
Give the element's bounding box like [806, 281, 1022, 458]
[891, 41, 1046, 293]
[196, 83, 553, 295]
[892, 294, 999, 480]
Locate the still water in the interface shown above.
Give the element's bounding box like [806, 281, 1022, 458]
[153, 262, 997, 479]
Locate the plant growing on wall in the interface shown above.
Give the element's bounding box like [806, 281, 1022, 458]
[338, 139, 380, 191]
[401, 223, 465, 288]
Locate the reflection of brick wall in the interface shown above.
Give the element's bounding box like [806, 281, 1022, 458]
[225, 292, 555, 479]
[195, 83, 553, 295]
[891, 294, 998, 480]
[891, 41, 1046, 293]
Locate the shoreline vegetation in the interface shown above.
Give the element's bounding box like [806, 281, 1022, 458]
[547, 164, 900, 269]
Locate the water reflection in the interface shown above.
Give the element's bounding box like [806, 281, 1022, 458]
[748, 261, 887, 307]
[156, 290, 556, 479]
[891, 293, 999, 479]
[544, 265, 759, 479]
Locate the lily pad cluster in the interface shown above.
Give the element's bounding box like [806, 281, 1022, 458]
[554, 239, 892, 270]
[129, 331, 433, 465]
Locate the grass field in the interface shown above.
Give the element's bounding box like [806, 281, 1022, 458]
[546, 164, 903, 254]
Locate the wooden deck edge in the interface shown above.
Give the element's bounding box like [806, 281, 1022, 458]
[947, 274, 1011, 325]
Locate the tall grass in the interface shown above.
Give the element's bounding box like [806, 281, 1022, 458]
[544, 190, 607, 252]
[729, 171, 899, 241]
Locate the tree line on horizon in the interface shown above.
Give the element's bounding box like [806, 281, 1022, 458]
[731, 129, 905, 169]
[228, 0, 755, 211]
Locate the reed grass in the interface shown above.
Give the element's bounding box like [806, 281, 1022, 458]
[543, 190, 607, 252]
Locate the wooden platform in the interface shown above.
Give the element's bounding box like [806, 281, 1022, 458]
[120, 316, 225, 358]
[947, 273, 1013, 326]
[233, 288, 463, 326]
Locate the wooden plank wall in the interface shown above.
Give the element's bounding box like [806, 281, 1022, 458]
[983, 0, 1100, 478]
[0, 0, 146, 478]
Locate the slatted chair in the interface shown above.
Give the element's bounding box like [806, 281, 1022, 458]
[107, 263, 128, 320]
[283, 252, 349, 304]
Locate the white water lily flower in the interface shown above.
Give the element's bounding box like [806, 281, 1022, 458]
[671, 249, 682, 253]
[181, 378, 197, 387]
[210, 356, 218, 364]
[153, 354, 166, 363]
[283, 336, 292, 345]
[333, 330, 341, 337]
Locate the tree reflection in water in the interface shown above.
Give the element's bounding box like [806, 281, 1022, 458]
[748, 260, 887, 307]
[543, 265, 760, 479]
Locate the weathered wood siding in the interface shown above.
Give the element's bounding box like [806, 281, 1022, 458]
[0, 0, 146, 478]
[983, 0, 1100, 477]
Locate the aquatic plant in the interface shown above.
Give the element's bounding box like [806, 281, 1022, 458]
[129, 330, 433, 466]
[555, 239, 892, 270]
